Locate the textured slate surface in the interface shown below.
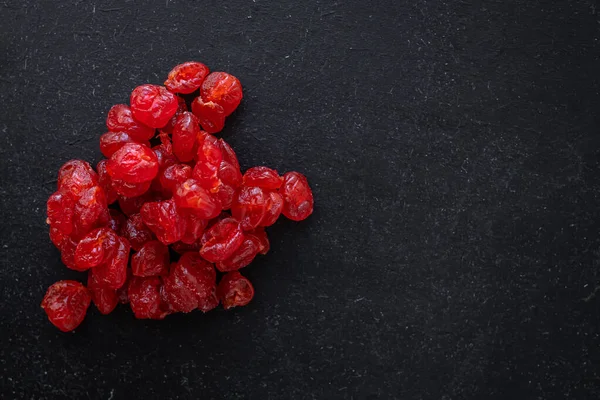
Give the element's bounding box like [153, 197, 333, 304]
[1, 0, 600, 399]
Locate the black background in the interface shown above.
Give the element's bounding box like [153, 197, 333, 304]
[1, 0, 600, 399]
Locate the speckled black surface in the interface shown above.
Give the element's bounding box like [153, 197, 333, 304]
[1, 1, 600, 399]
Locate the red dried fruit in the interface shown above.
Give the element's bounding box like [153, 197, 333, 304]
[131, 240, 169, 277]
[171, 240, 201, 254]
[108, 209, 127, 234]
[87, 272, 119, 315]
[72, 186, 109, 239]
[128, 276, 170, 319]
[161, 96, 188, 135]
[158, 164, 192, 197]
[74, 227, 118, 270]
[247, 227, 270, 255]
[165, 61, 210, 94]
[112, 179, 152, 198]
[130, 84, 178, 128]
[173, 179, 221, 220]
[118, 192, 158, 217]
[46, 190, 75, 235]
[49, 226, 69, 250]
[116, 269, 132, 304]
[242, 167, 282, 190]
[162, 253, 217, 313]
[89, 237, 130, 289]
[180, 210, 208, 245]
[107, 143, 159, 183]
[172, 112, 201, 162]
[57, 160, 98, 199]
[121, 213, 154, 251]
[193, 134, 222, 189]
[96, 160, 118, 204]
[140, 199, 186, 245]
[153, 142, 178, 172]
[280, 171, 314, 221]
[99, 131, 150, 158]
[259, 191, 283, 227]
[41, 280, 91, 332]
[106, 104, 155, 142]
[215, 235, 261, 272]
[60, 236, 79, 270]
[199, 217, 244, 262]
[191, 97, 226, 134]
[231, 186, 267, 231]
[218, 139, 242, 181]
[217, 271, 254, 310]
[200, 72, 243, 116]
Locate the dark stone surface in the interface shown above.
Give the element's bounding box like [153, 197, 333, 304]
[1, 0, 600, 399]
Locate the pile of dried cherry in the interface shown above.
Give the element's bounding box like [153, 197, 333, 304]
[41, 62, 314, 332]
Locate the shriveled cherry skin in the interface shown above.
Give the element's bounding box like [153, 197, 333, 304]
[217, 271, 254, 310]
[41, 280, 91, 332]
[191, 97, 226, 134]
[259, 191, 283, 227]
[200, 72, 243, 116]
[173, 179, 221, 220]
[165, 61, 210, 94]
[280, 172, 314, 221]
[89, 237, 130, 289]
[96, 160, 118, 204]
[99, 131, 150, 158]
[121, 213, 155, 251]
[140, 199, 186, 245]
[161, 252, 217, 313]
[128, 276, 170, 320]
[199, 217, 245, 262]
[131, 240, 169, 277]
[172, 112, 201, 163]
[130, 84, 178, 129]
[74, 227, 118, 270]
[242, 166, 282, 190]
[106, 104, 155, 141]
[231, 186, 267, 231]
[57, 160, 98, 199]
[107, 143, 159, 183]
[215, 235, 262, 272]
[87, 272, 119, 315]
[158, 164, 192, 197]
[46, 190, 75, 235]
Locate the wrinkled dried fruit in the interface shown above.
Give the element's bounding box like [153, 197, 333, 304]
[96, 160, 118, 204]
[74, 227, 117, 270]
[46, 190, 75, 235]
[191, 97, 226, 134]
[87, 272, 119, 315]
[217, 271, 254, 310]
[242, 166, 281, 190]
[57, 160, 98, 199]
[100, 131, 150, 158]
[130, 84, 178, 128]
[173, 179, 220, 219]
[73, 186, 109, 239]
[44, 62, 313, 330]
[128, 276, 170, 319]
[162, 253, 217, 313]
[89, 237, 130, 289]
[200, 72, 243, 116]
[215, 235, 261, 272]
[165, 61, 210, 94]
[159, 164, 192, 197]
[172, 112, 201, 162]
[131, 240, 169, 277]
[140, 199, 186, 244]
[231, 186, 267, 231]
[106, 104, 155, 141]
[41, 280, 91, 332]
[259, 191, 283, 227]
[121, 213, 154, 251]
[200, 217, 244, 262]
[280, 171, 314, 221]
[107, 143, 159, 183]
